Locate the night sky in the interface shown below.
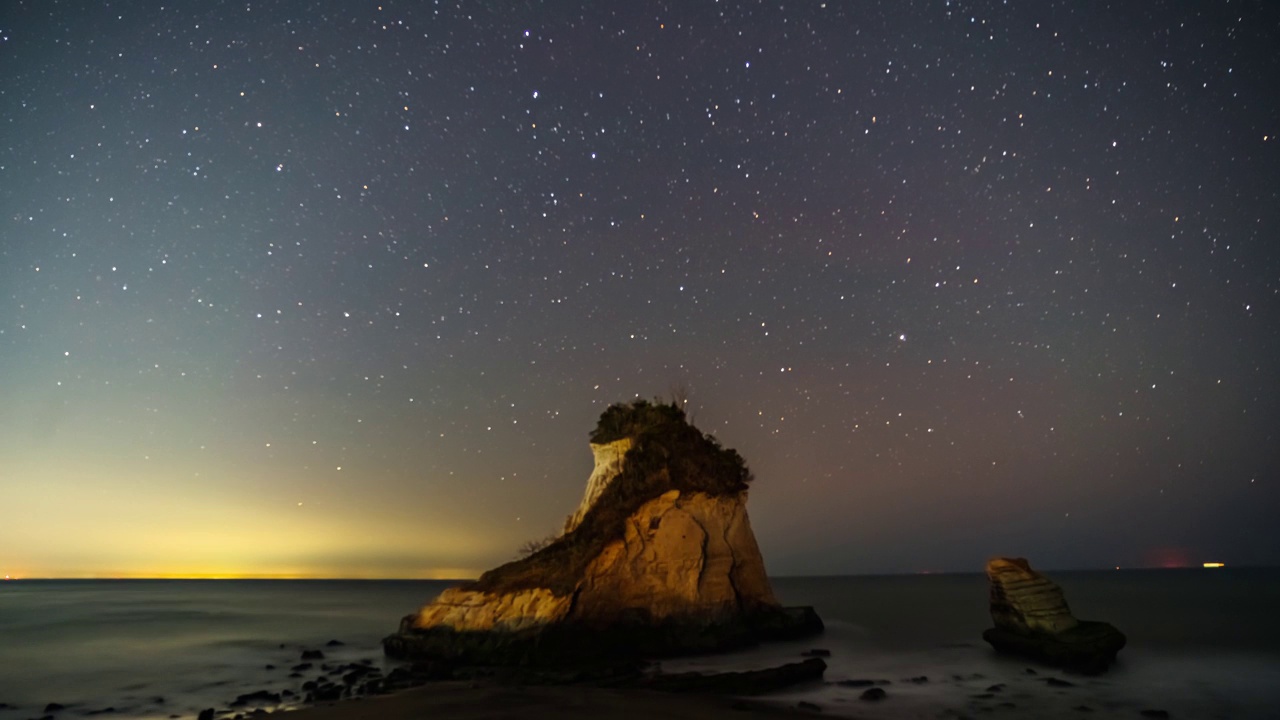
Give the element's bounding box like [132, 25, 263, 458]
[3, 1, 1278, 579]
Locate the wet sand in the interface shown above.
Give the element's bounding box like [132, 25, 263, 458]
[281, 681, 806, 720]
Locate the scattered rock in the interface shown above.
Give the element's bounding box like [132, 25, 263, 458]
[905, 675, 929, 684]
[228, 691, 280, 708]
[197, 709, 215, 720]
[43, 705, 65, 713]
[1044, 677, 1075, 688]
[310, 685, 343, 702]
[1139, 711, 1170, 719]
[801, 648, 831, 658]
[325, 640, 345, 647]
[797, 701, 822, 712]
[291, 663, 312, 671]
[859, 688, 886, 701]
[982, 557, 1126, 673]
[986, 684, 1006, 692]
[300, 650, 324, 661]
[971, 693, 995, 699]
[1024, 668, 1038, 675]
[86, 709, 116, 715]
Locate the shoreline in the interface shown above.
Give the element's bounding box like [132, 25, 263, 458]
[277, 681, 808, 720]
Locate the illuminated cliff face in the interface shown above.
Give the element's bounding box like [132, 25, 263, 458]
[411, 488, 779, 633]
[562, 439, 633, 535]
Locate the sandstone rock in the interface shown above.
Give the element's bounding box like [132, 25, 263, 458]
[384, 399, 822, 666]
[981, 557, 1125, 673]
[986, 557, 1078, 634]
[564, 439, 632, 534]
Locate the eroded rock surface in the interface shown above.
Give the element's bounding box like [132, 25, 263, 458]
[986, 557, 1079, 634]
[563, 439, 632, 534]
[981, 557, 1125, 673]
[571, 489, 778, 623]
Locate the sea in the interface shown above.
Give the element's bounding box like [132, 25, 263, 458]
[1, 570, 1278, 720]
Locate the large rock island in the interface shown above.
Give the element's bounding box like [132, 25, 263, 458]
[384, 399, 823, 667]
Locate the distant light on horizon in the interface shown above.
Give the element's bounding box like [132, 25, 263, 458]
[1203, 562, 1226, 569]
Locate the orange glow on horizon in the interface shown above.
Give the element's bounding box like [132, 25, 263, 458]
[1203, 562, 1225, 568]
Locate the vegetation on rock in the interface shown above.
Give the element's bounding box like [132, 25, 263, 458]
[471, 399, 752, 596]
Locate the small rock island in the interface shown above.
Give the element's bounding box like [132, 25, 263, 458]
[982, 557, 1126, 673]
[384, 399, 823, 668]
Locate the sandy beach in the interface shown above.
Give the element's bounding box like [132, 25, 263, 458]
[279, 682, 805, 720]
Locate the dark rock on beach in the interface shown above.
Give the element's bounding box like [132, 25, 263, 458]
[325, 640, 345, 647]
[982, 557, 1126, 673]
[383, 400, 823, 668]
[859, 687, 887, 701]
[640, 658, 826, 695]
[197, 709, 215, 720]
[229, 691, 281, 708]
[800, 648, 830, 657]
[43, 705, 65, 713]
[300, 650, 324, 661]
[836, 678, 890, 688]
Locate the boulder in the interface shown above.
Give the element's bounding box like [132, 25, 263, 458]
[640, 657, 827, 695]
[384, 399, 822, 666]
[981, 557, 1125, 673]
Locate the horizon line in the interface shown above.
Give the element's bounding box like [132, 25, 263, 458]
[4, 564, 1263, 581]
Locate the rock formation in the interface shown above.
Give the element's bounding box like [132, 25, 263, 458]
[563, 438, 632, 534]
[981, 557, 1126, 673]
[384, 399, 823, 666]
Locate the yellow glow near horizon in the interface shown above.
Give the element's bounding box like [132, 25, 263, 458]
[0, 453, 509, 580]
[1203, 562, 1225, 568]
[0, 567, 481, 581]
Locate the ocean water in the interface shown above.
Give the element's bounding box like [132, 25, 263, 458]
[1, 571, 1278, 720]
[0, 580, 452, 720]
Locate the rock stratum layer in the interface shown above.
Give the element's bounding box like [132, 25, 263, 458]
[384, 400, 822, 666]
[981, 557, 1126, 673]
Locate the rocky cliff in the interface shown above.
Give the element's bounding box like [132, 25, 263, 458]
[384, 399, 822, 665]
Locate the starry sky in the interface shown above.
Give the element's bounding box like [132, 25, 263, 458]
[2, 1, 1278, 579]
